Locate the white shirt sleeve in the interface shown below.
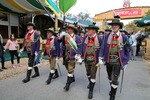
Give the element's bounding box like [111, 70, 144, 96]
[134, 31, 141, 39]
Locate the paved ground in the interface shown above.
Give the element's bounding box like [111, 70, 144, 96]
[0, 57, 150, 100]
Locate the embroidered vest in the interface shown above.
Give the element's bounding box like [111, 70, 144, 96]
[25, 31, 35, 52]
[110, 34, 120, 55]
[45, 37, 55, 56]
[86, 39, 95, 56]
[85, 37, 96, 61]
[110, 40, 119, 55]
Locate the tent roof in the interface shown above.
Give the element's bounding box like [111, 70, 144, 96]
[0, 0, 53, 15]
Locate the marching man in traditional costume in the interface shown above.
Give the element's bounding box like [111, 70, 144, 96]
[43, 28, 60, 85]
[82, 24, 102, 99]
[21, 22, 40, 83]
[99, 18, 129, 100]
[61, 25, 82, 91]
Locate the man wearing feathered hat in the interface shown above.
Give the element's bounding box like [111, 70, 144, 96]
[20, 22, 40, 83]
[99, 17, 130, 100]
[82, 24, 102, 99]
[61, 24, 82, 91]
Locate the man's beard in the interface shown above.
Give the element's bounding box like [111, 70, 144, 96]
[112, 28, 119, 33]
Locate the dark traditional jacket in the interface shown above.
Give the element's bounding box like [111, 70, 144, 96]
[43, 36, 60, 57]
[23, 30, 40, 55]
[99, 32, 130, 66]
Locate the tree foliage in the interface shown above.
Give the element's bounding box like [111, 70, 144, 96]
[125, 20, 143, 33]
[146, 10, 150, 16]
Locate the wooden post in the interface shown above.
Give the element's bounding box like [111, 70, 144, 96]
[55, 15, 58, 30]
[7, 14, 11, 38]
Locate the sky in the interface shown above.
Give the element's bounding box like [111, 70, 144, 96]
[68, 0, 150, 24]
[69, 0, 150, 17]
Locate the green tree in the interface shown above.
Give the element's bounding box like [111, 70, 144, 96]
[125, 20, 142, 33]
[146, 10, 150, 16]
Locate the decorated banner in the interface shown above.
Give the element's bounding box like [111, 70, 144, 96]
[59, 0, 77, 14]
[115, 8, 142, 17]
[65, 33, 78, 52]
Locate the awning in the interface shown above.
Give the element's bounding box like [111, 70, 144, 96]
[135, 15, 150, 27]
[0, 0, 55, 15]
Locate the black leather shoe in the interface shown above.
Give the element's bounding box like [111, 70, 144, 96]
[88, 81, 95, 99]
[32, 67, 40, 78]
[22, 70, 32, 83]
[46, 73, 54, 85]
[87, 77, 90, 89]
[53, 69, 59, 79]
[64, 76, 71, 91]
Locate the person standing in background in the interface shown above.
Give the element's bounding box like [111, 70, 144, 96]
[4, 34, 20, 68]
[105, 29, 112, 34]
[130, 31, 141, 60]
[136, 31, 146, 56]
[35, 30, 42, 67]
[98, 31, 105, 40]
[0, 34, 6, 71]
[80, 30, 85, 42]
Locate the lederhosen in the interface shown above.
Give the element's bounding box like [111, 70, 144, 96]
[84, 36, 97, 79]
[45, 37, 57, 71]
[106, 34, 121, 86]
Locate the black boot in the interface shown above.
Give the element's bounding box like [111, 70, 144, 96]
[109, 80, 112, 96]
[109, 87, 117, 100]
[53, 69, 59, 79]
[88, 81, 95, 99]
[70, 75, 75, 83]
[32, 67, 40, 78]
[0, 69, 3, 72]
[22, 70, 32, 83]
[2, 62, 7, 70]
[64, 76, 72, 91]
[46, 73, 54, 85]
[87, 77, 90, 89]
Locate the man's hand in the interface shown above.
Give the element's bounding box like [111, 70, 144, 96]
[78, 57, 83, 65]
[75, 54, 80, 60]
[56, 57, 59, 61]
[15, 45, 18, 48]
[35, 51, 38, 56]
[123, 65, 128, 70]
[99, 57, 104, 65]
[19, 48, 24, 53]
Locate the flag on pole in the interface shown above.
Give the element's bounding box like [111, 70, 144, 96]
[59, 0, 77, 15]
[44, 0, 60, 17]
[65, 33, 78, 52]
